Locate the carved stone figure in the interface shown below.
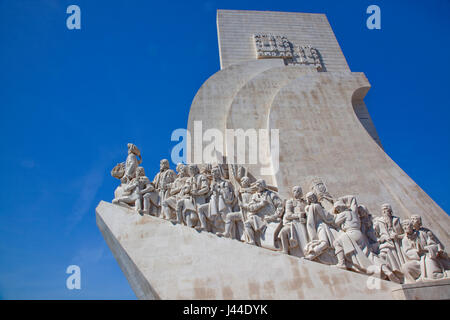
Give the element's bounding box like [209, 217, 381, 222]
[310, 178, 334, 212]
[112, 167, 151, 214]
[108, 149, 448, 285]
[174, 164, 209, 227]
[243, 179, 283, 246]
[217, 176, 251, 240]
[373, 204, 404, 275]
[358, 204, 378, 249]
[278, 186, 308, 255]
[124, 143, 142, 184]
[401, 219, 448, 283]
[410, 215, 450, 277]
[332, 196, 375, 272]
[152, 159, 176, 216]
[161, 163, 189, 220]
[196, 167, 236, 232]
[303, 192, 337, 264]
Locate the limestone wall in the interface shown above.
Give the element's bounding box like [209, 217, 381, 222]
[217, 10, 350, 72]
[96, 201, 401, 299]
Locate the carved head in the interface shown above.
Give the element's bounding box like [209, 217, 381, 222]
[305, 192, 317, 204]
[310, 178, 328, 194]
[160, 159, 169, 171]
[401, 219, 414, 235]
[127, 143, 141, 157]
[292, 186, 303, 199]
[176, 163, 186, 176]
[411, 215, 422, 230]
[241, 176, 250, 188]
[381, 203, 393, 218]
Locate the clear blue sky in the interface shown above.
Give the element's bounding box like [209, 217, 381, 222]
[0, 0, 449, 299]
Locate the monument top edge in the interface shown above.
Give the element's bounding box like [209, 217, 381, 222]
[217, 9, 327, 17]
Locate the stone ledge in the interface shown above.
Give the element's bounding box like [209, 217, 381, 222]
[391, 279, 450, 300]
[96, 200, 402, 300]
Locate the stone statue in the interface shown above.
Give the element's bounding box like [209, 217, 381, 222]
[358, 204, 378, 250]
[124, 143, 142, 184]
[174, 164, 209, 227]
[400, 219, 449, 283]
[217, 176, 251, 240]
[278, 186, 308, 255]
[332, 196, 374, 272]
[161, 163, 189, 220]
[373, 203, 404, 276]
[196, 167, 237, 232]
[303, 192, 337, 264]
[411, 215, 449, 267]
[152, 159, 176, 216]
[108, 148, 449, 285]
[243, 179, 283, 246]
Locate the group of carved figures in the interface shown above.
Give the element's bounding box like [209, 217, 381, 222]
[111, 144, 450, 285]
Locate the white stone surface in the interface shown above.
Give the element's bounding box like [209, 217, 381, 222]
[98, 9, 450, 299]
[217, 10, 350, 71]
[96, 201, 402, 299]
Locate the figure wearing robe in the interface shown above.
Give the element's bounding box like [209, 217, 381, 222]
[197, 168, 236, 232]
[373, 206, 404, 274]
[243, 180, 283, 246]
[303, 192, 337, 264]
[278, 197, 308, 255]
[161, 164, 188, 220]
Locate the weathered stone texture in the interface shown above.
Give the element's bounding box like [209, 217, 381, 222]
[217, 10, 350, 72]
[97, 201, 402, 299]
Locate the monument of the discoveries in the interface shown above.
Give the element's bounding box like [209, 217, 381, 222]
[96, 10, 450, 299]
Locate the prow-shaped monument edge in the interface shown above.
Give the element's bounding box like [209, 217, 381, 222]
[96, 200, 402, 299]
[97, 9, 450, 300]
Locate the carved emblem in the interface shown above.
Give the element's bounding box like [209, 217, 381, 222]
[253, 33, 323, 71]
[253, 34, 293, 59]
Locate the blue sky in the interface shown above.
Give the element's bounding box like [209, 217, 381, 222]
[0, 0, 449, 299]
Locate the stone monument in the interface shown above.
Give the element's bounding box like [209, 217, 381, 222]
[96, 10, 450, 299]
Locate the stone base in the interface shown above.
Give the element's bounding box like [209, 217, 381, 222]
[96, 201, 407, 299]
[392, 278, 450, 300]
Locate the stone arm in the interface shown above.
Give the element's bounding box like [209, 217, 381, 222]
[373, 221, 389, 243]
[191, 176, 210, 196]
[284, 199, 299, 221]
[140, 179, 155, 194]
[152, 172, 160, 189]
[169, 180, 182, 196]
[247, 197, 268, 214]
[271, 193, 284, 212]
[334, 211, 347, 227]
[320, 207, 336, 226]
[124, 179, 139, 193]
[181, 180, 191, 196]
[159, 170, 176, 191]
[391, 218, 404, 239]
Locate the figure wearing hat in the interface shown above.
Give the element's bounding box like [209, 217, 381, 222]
[373, 203, 404, 275]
